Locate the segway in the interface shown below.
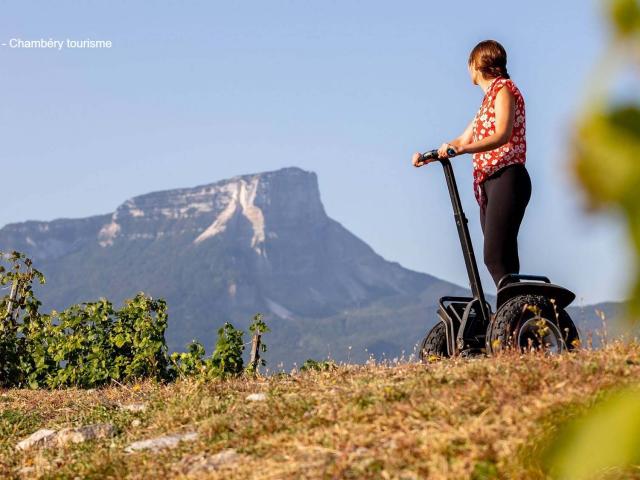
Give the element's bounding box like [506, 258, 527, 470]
[416, 148, 580, 359]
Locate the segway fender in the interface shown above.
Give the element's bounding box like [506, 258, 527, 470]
[496, 282, 576, 310]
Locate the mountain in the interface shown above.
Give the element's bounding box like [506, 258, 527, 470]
[0, 167, 627, 368]
[0, 167, 469, 367]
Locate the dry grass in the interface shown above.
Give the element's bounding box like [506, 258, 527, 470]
[2, 343, 640, 479]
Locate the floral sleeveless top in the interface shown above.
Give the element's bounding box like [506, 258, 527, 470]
[471, 76, 526, 208]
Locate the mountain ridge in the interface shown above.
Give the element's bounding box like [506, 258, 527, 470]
[0, 167, 464, 367]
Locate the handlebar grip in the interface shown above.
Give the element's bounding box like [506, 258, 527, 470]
[421, 149, 439, 161]
[420, 147, 457, 162]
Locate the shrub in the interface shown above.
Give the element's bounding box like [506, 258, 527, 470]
[0, 251, 269, 388]
[9, 294, 171, 389]
[169, 322, 246, 380]
[246, 313, 270, 375]
[300, 358, 337, 372]
[0, 252, 46, 387]
[171, 318, 271, 380]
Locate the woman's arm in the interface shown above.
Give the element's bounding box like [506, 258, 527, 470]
[456, 87, 515, 155]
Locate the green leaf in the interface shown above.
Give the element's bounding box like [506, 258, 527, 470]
[546, 388, 640, 479]
[609, 0, 640, 36]
[572, 105, 640, 316]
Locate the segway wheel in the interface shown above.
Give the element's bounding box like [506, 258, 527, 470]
[419, 321, 449, 362]
[488, 294, 570, 354]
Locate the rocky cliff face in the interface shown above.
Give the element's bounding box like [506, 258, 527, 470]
[0, 167, 464, 367]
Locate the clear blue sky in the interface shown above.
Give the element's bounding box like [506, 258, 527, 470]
[0, 0, 631, 304]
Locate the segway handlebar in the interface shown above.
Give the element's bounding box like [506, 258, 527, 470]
[417, 147, 457, 167]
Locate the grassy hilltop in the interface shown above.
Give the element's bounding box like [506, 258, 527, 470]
[2, 343, 640, 479]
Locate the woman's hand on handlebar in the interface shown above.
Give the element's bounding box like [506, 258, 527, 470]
[412, 152, 427, 167]
[437, 143, 458, 158]
[413, 142, 463, 168]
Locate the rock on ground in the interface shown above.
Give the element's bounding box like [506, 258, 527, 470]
[55, 423, 115, 446]
[124, 432, 199, 453]
[16, 429, 57, 451]
[16, 424, 115, 451]
[246, 393, 267, 401]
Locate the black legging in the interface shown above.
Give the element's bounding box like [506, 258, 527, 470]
[479, 163, 532, 287]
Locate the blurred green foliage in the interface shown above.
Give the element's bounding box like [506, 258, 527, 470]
[548, 1, 640, 478]
[547, 388, 640, 479]
[571, 0, 640, 317]
[609, 0, 640, 36]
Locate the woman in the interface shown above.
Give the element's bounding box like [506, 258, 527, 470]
[412, 39, 531, 287]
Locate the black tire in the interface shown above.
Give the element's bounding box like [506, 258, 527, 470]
[488, 294, 567, 353]
[419, 321, 449, 362]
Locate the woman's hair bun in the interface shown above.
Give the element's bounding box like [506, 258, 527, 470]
[468, 40, 510, 80]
